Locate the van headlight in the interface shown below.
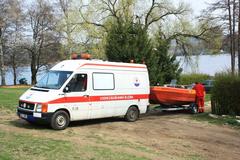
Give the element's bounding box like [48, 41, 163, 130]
[36, 104, 42, 112]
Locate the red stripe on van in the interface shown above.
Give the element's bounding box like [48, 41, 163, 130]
[48, 94, 149, 104]
[77, 63, 146, 70]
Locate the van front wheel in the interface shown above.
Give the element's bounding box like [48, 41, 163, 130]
[125, 106, 139, 122]
[51, 110, 69, 130]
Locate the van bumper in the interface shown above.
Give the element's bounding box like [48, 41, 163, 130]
[17, 108, 53, 123]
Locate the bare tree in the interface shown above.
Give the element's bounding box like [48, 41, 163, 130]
[78, 0, 219, 58]
[6, 0, 25, 85]
[58, 0, 73, 56]
[25, 0, 58, 84]
[203, 0, 239, 74]
[143, 0, 188, 31]
[79, 0, 189, 32]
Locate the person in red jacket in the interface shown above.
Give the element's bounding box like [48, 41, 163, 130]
[193, 82, 205, 113]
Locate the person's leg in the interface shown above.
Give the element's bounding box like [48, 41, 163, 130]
[201, 97, 205, 112]
[199, 97, 204, 113]
[196, 97, 201, 112]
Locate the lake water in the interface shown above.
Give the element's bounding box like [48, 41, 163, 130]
[0, 54, 233, 85]
[176, 54, 232, 75]
[0, 66, 46, 86]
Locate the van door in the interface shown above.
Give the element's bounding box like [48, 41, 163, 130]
[63, 73, 90, 120]
[90, 72, 116, 119]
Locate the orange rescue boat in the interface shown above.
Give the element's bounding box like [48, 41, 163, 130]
[150, 86, 196, 105]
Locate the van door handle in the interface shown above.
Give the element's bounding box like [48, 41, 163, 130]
[83, 95, 89, 97]
[59, 93, 65, 96]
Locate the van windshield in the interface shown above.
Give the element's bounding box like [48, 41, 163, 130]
[35, 71, 72, 89]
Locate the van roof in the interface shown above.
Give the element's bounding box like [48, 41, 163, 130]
[51, 59, 147, 71]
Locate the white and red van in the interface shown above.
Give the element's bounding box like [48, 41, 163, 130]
[17, 60, 150, 129]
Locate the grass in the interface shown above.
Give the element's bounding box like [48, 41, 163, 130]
[205, 94, 211, 102]
[192, 112, 240, 128]
[86, 132, 159, 155]
[0, 130, 80, 160]
[185, 154, 205, 160]
[0, 88, 150, 160]
[0, 88, 237, 160]
[83, 146, 149, 160]
[0, 130, 149, 160]
[0, 88, 29, 111]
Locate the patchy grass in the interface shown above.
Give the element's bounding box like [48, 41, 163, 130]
[0, 88, 29, 111]
[0, 130, 149, 160]
[0, 88, 238, 160]
[0, 130, 80, 160]
[86, 132, 159, 155]
[0, 88, 151, 160]
[192, 113, 240, 128]
[82, 146, 149, 160]
[184, 154, 205, 160]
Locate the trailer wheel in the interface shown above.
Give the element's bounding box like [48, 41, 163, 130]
[51, 110, 69, 130]
[125, 106, 139, 122]
[190, 103, 198, 114]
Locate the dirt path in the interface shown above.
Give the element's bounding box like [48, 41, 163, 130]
[0, 108, 240, 160]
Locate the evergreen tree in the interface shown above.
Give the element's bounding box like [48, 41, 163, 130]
[151, 31, 182, 85]
[105, 19, 181, 85]
[105, 19, 153, 64]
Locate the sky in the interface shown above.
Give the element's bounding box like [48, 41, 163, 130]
[25, 0, 214, 17]
[173, 0, 214, 16]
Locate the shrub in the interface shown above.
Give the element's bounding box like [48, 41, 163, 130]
[211, 73, 240, 115]
[178, 73, 211, 85]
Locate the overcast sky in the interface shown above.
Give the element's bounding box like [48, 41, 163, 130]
[173, 0, 214, 16]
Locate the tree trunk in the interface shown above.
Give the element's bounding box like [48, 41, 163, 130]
[65, 7, 72, 58]
[238, 0, 240, 74]
[31, 52, 37, 85]
[59, 0, 72, 58]
[13, 67, 17, 85]
[232, 0, 236, 74]
[12, 55, 17, 85]
[31, 69, 37, 85]
[227, 0, 235, 74]
[0, 28, 6, 86]
[66, 23, 72, 58]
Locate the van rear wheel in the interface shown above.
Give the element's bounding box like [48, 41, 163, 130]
[125, 106, 139, 122]
[51, 110, 69, 130]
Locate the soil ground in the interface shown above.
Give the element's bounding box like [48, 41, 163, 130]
[0, 103, 239, 160]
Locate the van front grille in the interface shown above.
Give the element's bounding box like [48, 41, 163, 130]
[19, 101, 35, 111]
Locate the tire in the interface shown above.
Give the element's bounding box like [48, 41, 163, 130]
[125, 106, 139, 122]
[50, 110, 70, 130]
[190, 103, 198, 114]
[26, 120, 36, 125]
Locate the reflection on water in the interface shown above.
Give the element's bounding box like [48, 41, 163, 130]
[0, 54, 233, 85]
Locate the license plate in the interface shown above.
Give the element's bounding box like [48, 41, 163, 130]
[20, 113, 27, 119]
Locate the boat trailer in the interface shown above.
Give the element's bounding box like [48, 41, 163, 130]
[149, 86, 198, 114]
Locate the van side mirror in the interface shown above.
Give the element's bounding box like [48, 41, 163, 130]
[63, 86, 70, 93]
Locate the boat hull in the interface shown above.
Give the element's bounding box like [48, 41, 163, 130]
[150, 86, 196, 105]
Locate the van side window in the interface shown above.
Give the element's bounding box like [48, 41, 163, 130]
[93, 73, 114, 90]
[67, 74, 87, 92]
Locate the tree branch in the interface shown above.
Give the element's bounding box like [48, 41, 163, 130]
[79, 4, 108, 32]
